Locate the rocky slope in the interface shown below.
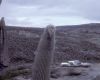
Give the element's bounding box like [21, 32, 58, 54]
[0, 23, 100, 80]
[2, 23, 100, 65]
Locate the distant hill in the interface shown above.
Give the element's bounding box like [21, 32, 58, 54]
[2, 23, 100, 65]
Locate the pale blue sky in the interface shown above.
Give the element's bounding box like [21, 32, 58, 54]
[0, 0, 100, 27]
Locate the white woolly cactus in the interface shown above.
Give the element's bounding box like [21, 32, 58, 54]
[32, 25, 55, 80]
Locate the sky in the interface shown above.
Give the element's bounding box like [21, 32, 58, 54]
[0, 0, 100, 27]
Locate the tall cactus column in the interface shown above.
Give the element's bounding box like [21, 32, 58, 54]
[0, 17, 5, 62]
[0, 0, 2, 5]
[0, 17, 9, 66]
[32, 25, 55, 80]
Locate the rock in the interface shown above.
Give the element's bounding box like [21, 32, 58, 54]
[60, 60, 91, 67]
[80, 63, 91, 67]
[68, 60, 81, 66]
[13, 76, 31, 80]
[92, 75, 100, 80]
[50, 67, 60, 79]
[60, 62, 71, 67]
[59, 67, 83, 76]
[67, 67, 82, 76]
[51, 73, 60, 79]
[50, 66, 83, 78]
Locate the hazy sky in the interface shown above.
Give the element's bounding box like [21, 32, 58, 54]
[0, 0, 100, 27]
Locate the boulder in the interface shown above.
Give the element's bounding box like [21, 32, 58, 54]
[50, 66, 84, 78]
[92, 75, 100, 80]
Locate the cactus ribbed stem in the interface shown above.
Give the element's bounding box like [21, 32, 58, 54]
[0, 17, 5, 61]
[0, 0, 2, 5]
[0, 17, 9, 66]
[32, 25, 55, 80]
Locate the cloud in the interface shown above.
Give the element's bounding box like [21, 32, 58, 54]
[69, 0, 100, 20]
[0, 0, 100, 27]
[5, 16, 93, 27]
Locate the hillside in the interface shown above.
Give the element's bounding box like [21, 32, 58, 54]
[1, 23, 100, 80]
[3, 23, 100, 65]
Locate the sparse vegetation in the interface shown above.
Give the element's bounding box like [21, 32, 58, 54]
[0, 23, 100, 80]
[2, 23, 100, 65]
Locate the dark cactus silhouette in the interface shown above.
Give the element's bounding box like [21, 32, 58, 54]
[32, 25, 55, 80]
[0, 17, 5, 57]
[0, 0, 2, 5]
[0, 17, 9, 66]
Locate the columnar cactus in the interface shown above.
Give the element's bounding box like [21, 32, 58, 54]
[0, 0, 2, 5]
[32, 25, 55, 80]
[0, 17, 9, 66]
[0, 17, 5, 56]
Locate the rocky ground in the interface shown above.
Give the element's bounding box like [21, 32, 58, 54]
[0, 63, 100, 80]
[0, 23, 100, 80]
